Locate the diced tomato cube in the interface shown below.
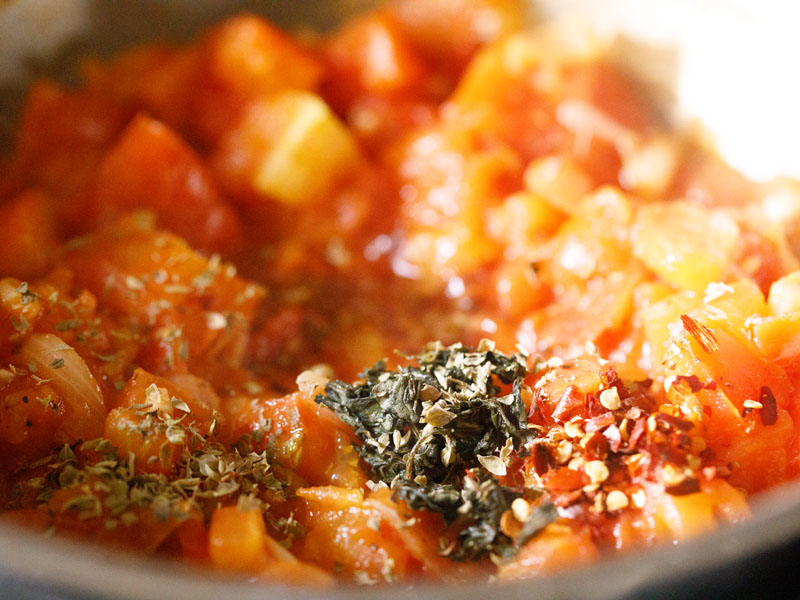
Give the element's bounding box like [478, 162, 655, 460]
[213, 91, 360, 206]
[0, 189, 59, 279]
[191, 14, 325, 143]
[324, 12, 425, 102]
[90, 114, 243, 254]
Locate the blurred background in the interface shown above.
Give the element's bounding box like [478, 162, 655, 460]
[2, 0, 799, 178]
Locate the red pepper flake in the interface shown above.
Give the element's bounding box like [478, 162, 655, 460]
[665, 477, 700, 496]
[543, 466, 586, 491]
[703, 380, 718, 391]
[552, 385, 585, 422]
[585, 412, 615, 433]
[672, 374, 704, 394]
[600, 367, 624, 389]
[532, 443, 552, 475]
[553, 490, 583, 507]
[628, 417, 647, 448]
[680, 314, 719, 354]
[603, 423, 622, 453]
[583, 432, 609, 460]
[759, 386, 778, 426]
[654, 412, 694, 432]
[585, 392, 603, 418]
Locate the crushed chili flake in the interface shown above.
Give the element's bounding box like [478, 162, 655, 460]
[665, 478, 701, 496]
[680, 315, 720, 354]
[759, 386, 778, 426]
[552, 385, 585, 422]
[585, 412, 616, 433]
[653, 412, 694, 432]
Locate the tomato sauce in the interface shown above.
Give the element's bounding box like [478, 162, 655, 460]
[1, 0, 800, 586]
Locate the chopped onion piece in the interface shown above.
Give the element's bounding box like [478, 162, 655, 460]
[18, 333, 106, 442]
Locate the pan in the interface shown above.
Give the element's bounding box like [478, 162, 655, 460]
[1, 1, 799, 598]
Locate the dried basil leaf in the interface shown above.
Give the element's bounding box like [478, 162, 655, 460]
[316, 342, 556, 561]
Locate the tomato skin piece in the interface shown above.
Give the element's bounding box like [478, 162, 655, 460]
[0, 189, 59, 280]
[90, 114, 243, 255]
[13, 81, 130, 169]
[104, 368, 213, 475]
[220, 390, 363, 487]
[191, 13, 325, 144]
[498, 523, 599, 580]
[324, 12, 426, 103]
[0, 382, 60, 468]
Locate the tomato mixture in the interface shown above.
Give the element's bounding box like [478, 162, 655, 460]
[2, 0, 800, 586]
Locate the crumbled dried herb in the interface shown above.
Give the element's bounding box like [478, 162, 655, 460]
[16, 282, 37, 305]
[316, 341, 556, 561]
[22, 414, 285, 530]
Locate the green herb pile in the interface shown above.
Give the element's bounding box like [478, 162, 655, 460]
[315, 341, 557, 561]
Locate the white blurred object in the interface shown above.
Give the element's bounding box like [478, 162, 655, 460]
[0, 0, 798, 180]
[0, 0, 88, 82]
[537, 0, 800, 180]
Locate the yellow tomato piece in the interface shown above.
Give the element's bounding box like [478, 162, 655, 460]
[254, 92, 360, 205]
[704, 279, 767, 330]
[633, 202, 740, 292]
[487, 191, 565, 249]
[753, 314, 800, 374]
[524, 155, 594, 215]
[217, 91, 360, 206]
[767, 271, 800, 315]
